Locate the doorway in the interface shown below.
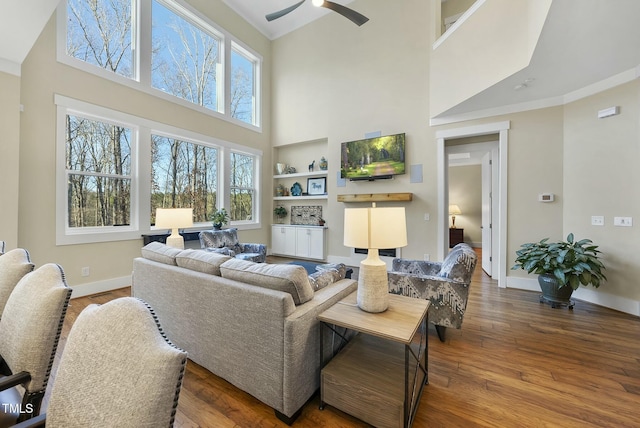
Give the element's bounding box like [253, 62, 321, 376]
[436, 121, 510, 288]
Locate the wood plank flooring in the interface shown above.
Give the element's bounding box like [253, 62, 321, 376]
[53, 256, 640, 427]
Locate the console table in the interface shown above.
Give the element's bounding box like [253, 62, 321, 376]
[449, 227, 464, 248]
[319, 292, 429, 427]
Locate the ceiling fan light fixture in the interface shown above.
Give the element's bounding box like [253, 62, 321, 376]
[312, 0, 324, 7]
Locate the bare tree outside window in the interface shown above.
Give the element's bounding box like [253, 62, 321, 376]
[230, 152, 255, 222]
[231, 48, 256, 124]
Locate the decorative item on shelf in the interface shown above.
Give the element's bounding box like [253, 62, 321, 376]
[286, 166, 297, 174]
[449, 204, 462, 228]
[155, 208, 194, 249]
[291, 206, 323, 225]
[276, 184, 286, 197]
[319, 156, 328, 170]
[308, 160, 315, 172]
[274, 206, 288, 224]
[211, 208, 229, 230]
[344, 203, 407, 313]
[512, 233, 607, 309]
[275, 163, 288, 175]
[291, 182, 303, 196]
[307, 177, 326, 195]
[318, 217, 325, 226]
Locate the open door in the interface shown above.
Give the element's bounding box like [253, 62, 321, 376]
[481, 152, 492, 275]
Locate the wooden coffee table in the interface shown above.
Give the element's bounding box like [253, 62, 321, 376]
[318, 292, 429, 428]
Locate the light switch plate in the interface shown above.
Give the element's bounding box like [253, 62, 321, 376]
[614, 217, 633, 227]
[591, 216, 604, 226]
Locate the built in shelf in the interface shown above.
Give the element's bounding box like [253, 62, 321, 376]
[273, 170, 328, 179]
[274, 195, 329, 201]
[337, 193, 413, 203]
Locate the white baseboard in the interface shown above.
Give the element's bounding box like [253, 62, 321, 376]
[70, 275, 131, 299]
[506, 276, 640, 317]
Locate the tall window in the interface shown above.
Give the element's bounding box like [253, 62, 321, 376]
[61, 0, 262, 128]
[229, 152, 256, 222]
[66, 0, 134, 78]
[151, 135, 218, 224]
[231, 44, 257, 125]
[65, 115, 132, 228]
[152, 0, 222, 113]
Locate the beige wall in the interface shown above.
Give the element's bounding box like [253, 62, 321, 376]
[272, 0, 433, 263]
[449, 164, 481, 245]
[563, 80, 640, 304]
[0, 71, 21, 249]
[18, 1, 272, 292]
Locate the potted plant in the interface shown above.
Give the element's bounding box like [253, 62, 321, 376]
[512, 233, 606, 307]
[274, 206, 287, 223]
[211, 208, 229, 230]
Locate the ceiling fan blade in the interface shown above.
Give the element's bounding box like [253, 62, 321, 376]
[321, 1, 369, 26]
[266, 0, 307, 22]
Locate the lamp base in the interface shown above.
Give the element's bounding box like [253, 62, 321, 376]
[357, 261, 389, 313]
[166, 230, 184, 249]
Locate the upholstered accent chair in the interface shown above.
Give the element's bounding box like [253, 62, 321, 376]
[199, 227, 267, 262]
[0, 249, 35, 318]
[13, 297, 188, 428]
[388, 243, 477, 342]
[0, 263, 71, 424]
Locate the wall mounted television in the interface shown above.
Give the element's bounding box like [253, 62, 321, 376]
[340, 133, 406, 181]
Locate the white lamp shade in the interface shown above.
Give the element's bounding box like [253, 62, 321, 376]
[344, 206, 407, 249]
[449, 204, 462, 215]
[155, 208, 194, 229]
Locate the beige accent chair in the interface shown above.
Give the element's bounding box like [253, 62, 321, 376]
[0, 264, 71, 424]
[0, 249, 35, 318]
[13, 297, 188, 428]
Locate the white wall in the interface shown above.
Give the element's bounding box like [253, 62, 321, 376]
[0, 71, 21, 249]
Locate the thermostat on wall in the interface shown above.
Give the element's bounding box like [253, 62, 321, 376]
[538, 193, 555, 202]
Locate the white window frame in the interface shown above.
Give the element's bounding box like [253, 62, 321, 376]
[57, 0, 263, 131]
[55, 95, 262, 245]
[230, 41, 261, 127]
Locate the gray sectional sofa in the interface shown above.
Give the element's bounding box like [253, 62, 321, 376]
[132, 242, 357, 424]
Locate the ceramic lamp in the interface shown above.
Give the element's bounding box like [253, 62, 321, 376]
[344, 204, 407, 313]
[155, 208, 193, 249]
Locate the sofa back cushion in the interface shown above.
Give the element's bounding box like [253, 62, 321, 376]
[220, 259, 314, 305]
[176, 249, 231, 276]
[141, 242, 182, 265]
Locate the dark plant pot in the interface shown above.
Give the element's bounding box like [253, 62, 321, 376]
[213, 224, 222, 230]
[538, 273, 574, 303]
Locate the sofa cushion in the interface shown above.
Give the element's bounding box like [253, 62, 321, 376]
[141, 242, 181, 266]
[308, 269, 342, 291]
[220, 259, 314, 305]
[176, 249, 231, 276]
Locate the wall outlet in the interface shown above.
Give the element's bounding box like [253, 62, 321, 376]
[424, 213, 430, 221]
[591, 216, 604, 226]
[614, 217, 633, 227]
[81, 267, 90, 277]
[424, 254, 430, 261]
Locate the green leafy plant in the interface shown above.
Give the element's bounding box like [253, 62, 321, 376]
[512, 233, 606, 290]
[211, 208, 229, 229]
[273, 206, 287, 218]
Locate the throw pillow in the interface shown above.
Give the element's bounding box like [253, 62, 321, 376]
[315, 263, 347, 280]
[308, 269, 342, 291]
[220, 259, 314, 305]
[175, 249, 231, 276]
[141, 242, 182, 266]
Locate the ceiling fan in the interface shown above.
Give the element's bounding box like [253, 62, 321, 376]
[266, 0, 369, 27]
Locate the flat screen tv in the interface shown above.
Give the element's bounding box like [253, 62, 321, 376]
[340, 133, 406, 180]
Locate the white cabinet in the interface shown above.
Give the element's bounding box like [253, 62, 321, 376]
[271, 225, 326, 261]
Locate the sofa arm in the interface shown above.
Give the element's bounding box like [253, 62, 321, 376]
[388, 271, 470, 330]
[392, 258, 442, 276]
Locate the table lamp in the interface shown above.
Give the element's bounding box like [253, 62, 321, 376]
[155, 208, 193, 249]
[344, 203, 407, 313]
[449, 204, 462, 228]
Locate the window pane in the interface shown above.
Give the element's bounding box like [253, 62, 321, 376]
[66, 116, 131, 175]
[151, 135, 218, 224]
[230, 152, 254, 221]
[68, 175, 131, 227]
[231, 48, 256, 124]
[152, 1, 221, 111]
[66, 0, 134, 78]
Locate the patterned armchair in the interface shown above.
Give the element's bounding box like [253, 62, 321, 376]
[199, 228, 267, 263]
[388, 243, 477, 342]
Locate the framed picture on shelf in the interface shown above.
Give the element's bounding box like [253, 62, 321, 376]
[307, 177, 327, 195]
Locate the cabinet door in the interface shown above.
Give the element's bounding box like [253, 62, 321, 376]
[272, 226, 296, 256]
[296, 227, 325, 260]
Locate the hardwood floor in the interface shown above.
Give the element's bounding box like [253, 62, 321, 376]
[53, 259, 640, 427]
